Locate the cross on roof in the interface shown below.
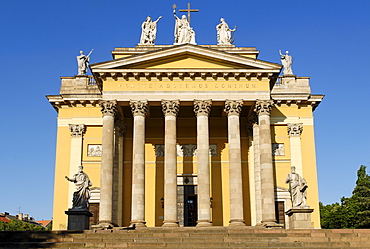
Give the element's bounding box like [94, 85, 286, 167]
[179, 3, 199, 25]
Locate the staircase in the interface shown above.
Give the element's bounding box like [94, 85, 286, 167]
[1, 227, 370, 248]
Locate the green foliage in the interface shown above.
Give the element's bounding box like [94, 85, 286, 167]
[0, 219, 46, 231]
[320, 165, 370, 229]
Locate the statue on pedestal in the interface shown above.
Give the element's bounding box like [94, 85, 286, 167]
[279, 50, 294, 75]
[216, 18, 236, 45]
[76, 50, 93, 75]
[173, 7, 196, 45]
[285, 166, 308, 207]
[65, 165, 92, 210]
[139, 16, 162, 45]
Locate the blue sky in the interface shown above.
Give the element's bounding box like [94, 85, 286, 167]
[1, 0, 370, 221]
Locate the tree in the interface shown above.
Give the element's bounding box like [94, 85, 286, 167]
[0, 219, 46, 231]
[320, 165, 370, 229]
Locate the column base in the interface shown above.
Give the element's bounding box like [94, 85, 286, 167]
[228, 219, 246, 226]
[130, 220, 147, 228]
[162, 220, 179, 227]
[92, 220, 114, 229]
[196, 220, 213, 227]
[261, 219, 283, 228]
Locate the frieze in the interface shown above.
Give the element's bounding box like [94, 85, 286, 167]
[272, 143, 285, 156]
[155, 144, 217, 157]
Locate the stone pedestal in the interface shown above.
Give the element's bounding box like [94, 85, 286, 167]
[286, 207, 314, 229]
[65, 209, 93, 230]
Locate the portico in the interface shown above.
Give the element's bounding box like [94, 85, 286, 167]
[48, 44, 323, 229]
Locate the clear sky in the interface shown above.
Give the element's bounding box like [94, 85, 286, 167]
[1, 0, 370, 221]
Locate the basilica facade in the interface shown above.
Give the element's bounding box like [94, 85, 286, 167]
[47, 43, 323, 230]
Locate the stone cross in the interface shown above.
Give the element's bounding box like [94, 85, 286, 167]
[179, 3, 199, 25]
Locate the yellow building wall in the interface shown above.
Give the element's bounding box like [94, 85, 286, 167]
[52, 106, 102, 230]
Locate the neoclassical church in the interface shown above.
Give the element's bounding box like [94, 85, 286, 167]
[47, 14, 323, 230]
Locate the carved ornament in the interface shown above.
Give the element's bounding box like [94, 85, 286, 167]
[194, 100, 212, 117]
[254, 100, 274, 116]
[100, 100, 117, 117]
[130, 100, 148, 117]
[224, 100, 243, 116]
[287, 123, 303, 137]
[69, 124, 85, 137]
[161, 100, 180, 117]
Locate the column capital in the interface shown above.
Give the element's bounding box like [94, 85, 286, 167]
[69, 124, 85, 137]
[161, 100, 180, 117]
[254, 100, 274, 116]
[287, 123, 303, 137]
[194, 99, 212, 117]
[224, 99, 243, 117]
[130, 100, 148, 117]
[100, 100, 117, 117]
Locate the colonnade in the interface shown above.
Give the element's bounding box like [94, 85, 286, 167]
[97, 99, 277, 228]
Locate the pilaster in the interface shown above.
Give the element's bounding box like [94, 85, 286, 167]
[288, 123, 303, 176]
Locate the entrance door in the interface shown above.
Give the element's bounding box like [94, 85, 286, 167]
[184, 185, 197, 226]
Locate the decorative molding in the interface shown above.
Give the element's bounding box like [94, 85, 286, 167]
[194, 100, 212, 117]
[254, 100, 274, 116]
[224, 99, 243, 117]
[69, 124, 85, 137]
[100, 100, 117, 117]
[287, 123, 303, 137]
[130, 100, 148, 117]
[161, 100, 180, 117]
[272, 143, 285, 156]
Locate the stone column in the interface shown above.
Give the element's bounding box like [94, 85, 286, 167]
[254, 100, 278, 227]
[194, 100, 213, 227]
[162, 100, 180, 227]
[224, 100, 246, 226]
[113, 115, 125, 226]
[130, 100, 148, 227]
[68, 124, 85, 208]
[98, 100, 117, 228]
[288, 123, 303, 176]
[249, 113, 262, 225]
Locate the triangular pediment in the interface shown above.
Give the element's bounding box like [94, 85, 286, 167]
[90, 44, 282, 72]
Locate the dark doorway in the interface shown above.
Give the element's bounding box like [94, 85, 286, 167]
[184, 185, 197, 226]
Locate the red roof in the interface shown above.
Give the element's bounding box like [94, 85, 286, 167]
[36, 220, 52, 227]
[0, 217, 10, 223]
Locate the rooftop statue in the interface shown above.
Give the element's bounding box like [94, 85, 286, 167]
[279, 50, 294, 75]
[76, 49, 93, 76]
[173, 6, 196, 45]
[65, 165, 92, 210]
[139, 16, 162, 45]
[285, 166, 308, 207]
[216, 18, 236, 45]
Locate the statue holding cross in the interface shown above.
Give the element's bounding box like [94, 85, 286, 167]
[173, 3, 197, 45]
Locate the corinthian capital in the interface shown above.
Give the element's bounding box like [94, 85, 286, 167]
[69, 124, 85, 137]
[254, 100, 274, 116]
[287, 123, 303, 137]
[194, 99, 212, 117]
[100, 100, 117, 117]
[130, 100, 148, 117]
[224, 100, 243, 117]
[161, 100, 180, 117]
